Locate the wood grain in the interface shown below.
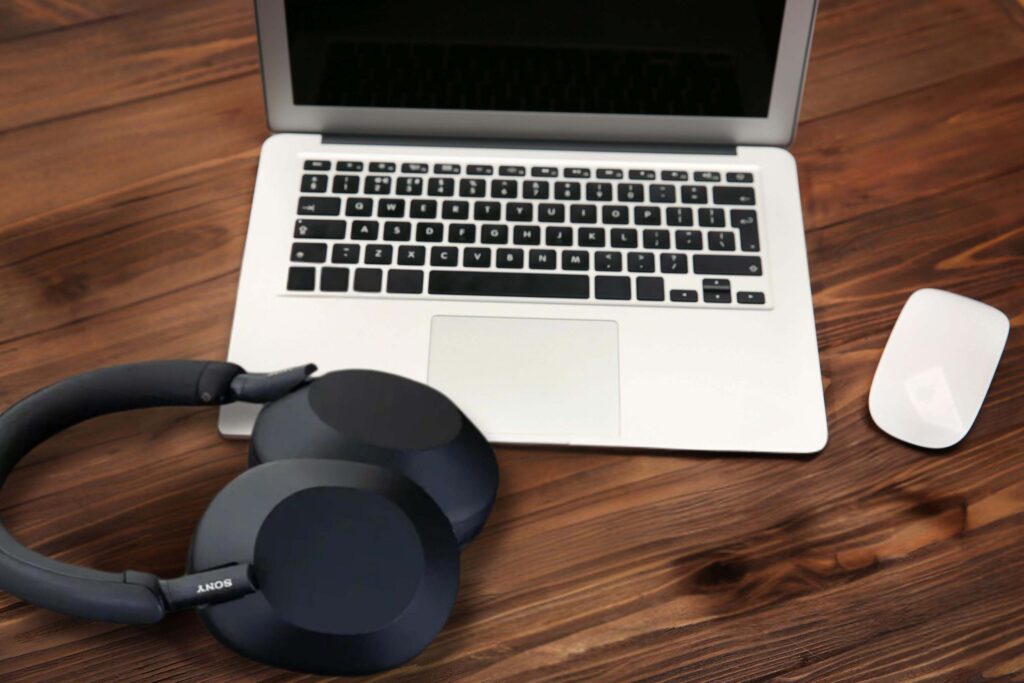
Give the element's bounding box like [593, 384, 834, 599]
[1, 0, 1023, 681]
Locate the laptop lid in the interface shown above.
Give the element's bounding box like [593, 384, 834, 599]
[255, 0, 817, 147]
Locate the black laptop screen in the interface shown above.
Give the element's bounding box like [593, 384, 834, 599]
[284, 0, 787, 117]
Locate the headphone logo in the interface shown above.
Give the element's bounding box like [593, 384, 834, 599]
[196, 579, 233, 595]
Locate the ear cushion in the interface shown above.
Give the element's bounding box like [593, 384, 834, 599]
[249, 370, 498, 547]
[188, 459, 459, 676]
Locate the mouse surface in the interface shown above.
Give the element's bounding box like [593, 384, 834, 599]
[869, 289, 1009, 449]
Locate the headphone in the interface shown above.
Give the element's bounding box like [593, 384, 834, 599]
[0, 360, 498, 675]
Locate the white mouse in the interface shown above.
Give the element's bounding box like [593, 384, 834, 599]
[869, 288, 1009, 449]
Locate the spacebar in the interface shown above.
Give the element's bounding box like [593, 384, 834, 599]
[429, 271, 590, 299]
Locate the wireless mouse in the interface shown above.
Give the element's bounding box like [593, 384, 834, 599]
[868, 288, 1009, 449]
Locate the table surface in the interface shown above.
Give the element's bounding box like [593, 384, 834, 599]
[1, 1, 1023, 681]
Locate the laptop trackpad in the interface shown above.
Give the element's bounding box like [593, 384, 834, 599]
[427, 316, 620, 440]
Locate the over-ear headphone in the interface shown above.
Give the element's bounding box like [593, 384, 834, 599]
[0, 361, 498, 675]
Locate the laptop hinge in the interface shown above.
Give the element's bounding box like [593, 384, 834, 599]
[321, 134, 737, 156]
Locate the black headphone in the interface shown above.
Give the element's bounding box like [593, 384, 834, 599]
[0, 361, 498, 675]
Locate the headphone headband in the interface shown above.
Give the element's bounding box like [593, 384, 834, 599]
[0, 361, 312, 623]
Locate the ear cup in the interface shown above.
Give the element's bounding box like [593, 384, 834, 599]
[188, 460, 459, 676]
[249, 370, 498, 547]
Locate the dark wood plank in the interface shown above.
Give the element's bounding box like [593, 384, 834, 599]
[0, 0, 1023, 680]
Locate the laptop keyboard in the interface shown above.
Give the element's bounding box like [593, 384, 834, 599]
[287, 157, 769, 307]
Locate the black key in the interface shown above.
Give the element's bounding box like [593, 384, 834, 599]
[301, 174, 327, 193]
[467, 164, 493, 175]
[698, 208, 726, 227]
[727, 172, 754, 183]
[578, 227, 606, 247]
[532, 166, 558, 177]
[428, 177, 454, 196]
[602, 205, 629, 224]
[595, 276, 630, 300]
[378, 198, 405, 218]
[666, 207, 694, 226]
[649, 185, 676, 203]
[555, 182, 581, 200]
[304, 160, 330, 171]
[595, 251, 623, 271]
[570, 204, 597, 224]
[384, 221, 411, 241]
[545, 226, 572, 246]
[298, 196, 341, 215]
[398, 245, 425, 265]
[695, 171, 720, 182]
[351, 220, 379, 240]
[365, 175, 392, 195]
[675, 230, 703, 250]
[491, 179, 518, 198]
[431, 246, 459, 267]
[661, 170, 688, 181]
[332, 175, 359, 194]
[287, 266, 315, 291]
[442, 200, 469, 220]
[387, 270, 424, 294]
[482, 224, 509, 244]
[332, 244, 360, 263]
[295, 219, 346, 239]
[523, 180, 550, 199]
[709, 231, 736, 251]
[397, 177, 424, 195]
[703, 278, 731, 292]
[635, 206, 661, 225]
[627, 252, 655, 273]
[336, 161, 363, 172]
[561, 250, 589, 270]
[713, 186, 756, 206]
[610, 229, 638, 248]
[636, 276, 665, 301]
[618, 183, 644, 202]
[538, 204, 565, 223]
[320, 267, 349, 292]
[434, 163, 460, 174]
[514, 225, 541, 244]
[694, 255, 762, 276]
[464, 247, 492, 268]
[529, 249, 557, 269]
[430, 271, 589, 299]
[496, 248, 524, 269]
[460, 178, 486, 197]
[738, 291, 766, 304]
[354, 268, 383, 292]
[449, 223, 476, 243]
[401, 162, 428, 174]
[411, 200, 438, 219]
[642, 229, 670, 249]
[586, 182, 613, 201]
[475, 202, 501, 221]
[365, 244, 393, 265]
[703, 278, 731, 304]
[344, 197, 372, 216]
[598, 169, 623, 179]
[670, 289, 698, 302]
[680, 186, 708, 204]
[565, 168, 590, 178]
[506, 202, 533, 222]
[416, 222, 443, 242]
[500, 165, 526, 176]
[629, 169, 656, 180]
[369, 162, 396, 173]
[660, 253, 687, 274]
[731, 210, 760, 252]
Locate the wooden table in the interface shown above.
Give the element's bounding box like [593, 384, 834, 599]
[1, 1, 1022, 680]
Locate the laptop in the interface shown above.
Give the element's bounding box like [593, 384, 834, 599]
[220, 0, 828, 454]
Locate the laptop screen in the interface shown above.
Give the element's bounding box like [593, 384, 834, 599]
[284, 0, 787, 118]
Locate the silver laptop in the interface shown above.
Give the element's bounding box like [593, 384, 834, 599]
[221, 0, 828, 454]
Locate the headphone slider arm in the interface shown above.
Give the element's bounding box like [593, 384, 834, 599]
[158, 563, 256, 612]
